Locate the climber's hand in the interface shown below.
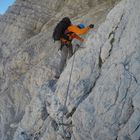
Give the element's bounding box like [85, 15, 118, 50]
[89, 24, 94, 28]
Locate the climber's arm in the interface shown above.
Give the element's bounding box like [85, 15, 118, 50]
[68, 25, 90, 35]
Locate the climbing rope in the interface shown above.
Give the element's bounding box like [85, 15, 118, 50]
[60, 45, 77, 140]
[64, 48, 76, 113]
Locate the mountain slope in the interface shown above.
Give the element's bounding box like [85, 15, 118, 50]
[0, 0, 140, 140]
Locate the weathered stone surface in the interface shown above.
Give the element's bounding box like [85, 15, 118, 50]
[1, 0, 139, 140]
[72, 0, 140, 140]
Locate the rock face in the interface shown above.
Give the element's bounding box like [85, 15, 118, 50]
[0, 0, 140, 140]
[71, 0, 140, 139]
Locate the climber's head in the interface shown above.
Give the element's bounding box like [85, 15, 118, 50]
[77, 23, 85, 29]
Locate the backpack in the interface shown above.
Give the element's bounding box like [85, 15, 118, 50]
[52, 17, 71, 42]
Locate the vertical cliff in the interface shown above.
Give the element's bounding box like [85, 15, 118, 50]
[0, 0, 139, 140]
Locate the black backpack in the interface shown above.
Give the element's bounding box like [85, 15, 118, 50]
[52, 17, 71, 42]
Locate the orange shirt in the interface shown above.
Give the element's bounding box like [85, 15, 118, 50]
[67, 25, 90, 35]
[61, 25, 90, 43]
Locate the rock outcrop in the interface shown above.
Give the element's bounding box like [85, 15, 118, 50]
[0, 0, 139, 140]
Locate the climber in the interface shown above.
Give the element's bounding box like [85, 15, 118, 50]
[52, 17, 94, 79]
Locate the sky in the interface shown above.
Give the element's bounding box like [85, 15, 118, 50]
[0, 0, 15, 14]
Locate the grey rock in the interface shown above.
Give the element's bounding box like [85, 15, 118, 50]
[72, 0, 140, 140]
[0, 0, 139, 140]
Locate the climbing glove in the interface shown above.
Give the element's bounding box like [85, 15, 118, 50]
[89, 24, 94, 28]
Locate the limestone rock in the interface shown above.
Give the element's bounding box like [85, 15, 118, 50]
[72, 0, 140, 140]
[0, 0, 139, 140]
